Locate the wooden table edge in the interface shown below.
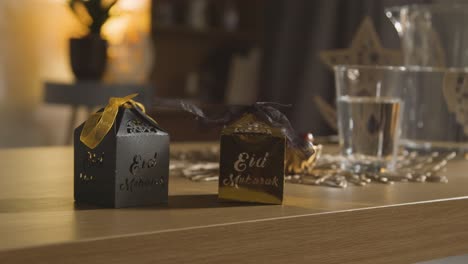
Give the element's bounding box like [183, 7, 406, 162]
[2, 196, 468, 263]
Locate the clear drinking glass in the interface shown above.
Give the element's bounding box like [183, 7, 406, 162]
[334, 65, 404, 171]
[391, 67, 468, 153]
[335, 65, 468, 159]
[385, 4, 468, 155]
[386, 4, 468, 68]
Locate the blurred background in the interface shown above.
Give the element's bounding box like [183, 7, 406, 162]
[0, 0, 451, 148]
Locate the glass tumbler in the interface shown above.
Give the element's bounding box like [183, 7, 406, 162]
[386, 4, 468, 68]
[334, 65, 404, 171]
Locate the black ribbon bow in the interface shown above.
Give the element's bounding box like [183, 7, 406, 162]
[179, 101, 315, 158]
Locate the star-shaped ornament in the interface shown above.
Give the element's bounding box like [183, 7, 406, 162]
[316, 17, 403, 129]
[320, 17, 403, 96]
[320, 17, 402, 68]
[443, 72, 468, 136]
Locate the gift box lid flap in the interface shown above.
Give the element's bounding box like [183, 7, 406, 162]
[222, 113, 284, 137]
[116, 106, 168, 136]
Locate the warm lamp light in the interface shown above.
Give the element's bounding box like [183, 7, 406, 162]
[101, 0, 153, 83]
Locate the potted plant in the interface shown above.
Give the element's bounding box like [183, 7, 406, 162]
[68, 0, 118, 80]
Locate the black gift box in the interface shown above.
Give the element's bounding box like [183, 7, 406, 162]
[74, 105, 169, 208]
[219, 114, 285, 204]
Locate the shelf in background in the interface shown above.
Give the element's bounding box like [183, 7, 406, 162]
[152, 24, 255, 41]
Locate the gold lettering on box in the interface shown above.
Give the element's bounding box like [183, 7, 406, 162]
[130, 153, 158, 176]
[79, 151, 104, 183]
[119, 152, 163, 192]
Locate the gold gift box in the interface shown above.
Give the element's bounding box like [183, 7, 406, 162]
[219, 114, 285, 204]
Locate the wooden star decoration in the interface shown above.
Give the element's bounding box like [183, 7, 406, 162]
[315, 17, 403, 130]
[443, 71, 468, 136]
[320, 17, 402, 68]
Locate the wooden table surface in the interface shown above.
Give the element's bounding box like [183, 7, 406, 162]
[1, 143, 468, 263]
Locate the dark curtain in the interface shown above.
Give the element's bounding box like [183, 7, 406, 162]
[259, 0, 432, 136]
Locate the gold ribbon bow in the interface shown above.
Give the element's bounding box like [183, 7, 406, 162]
[80, 94, 146, 149]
